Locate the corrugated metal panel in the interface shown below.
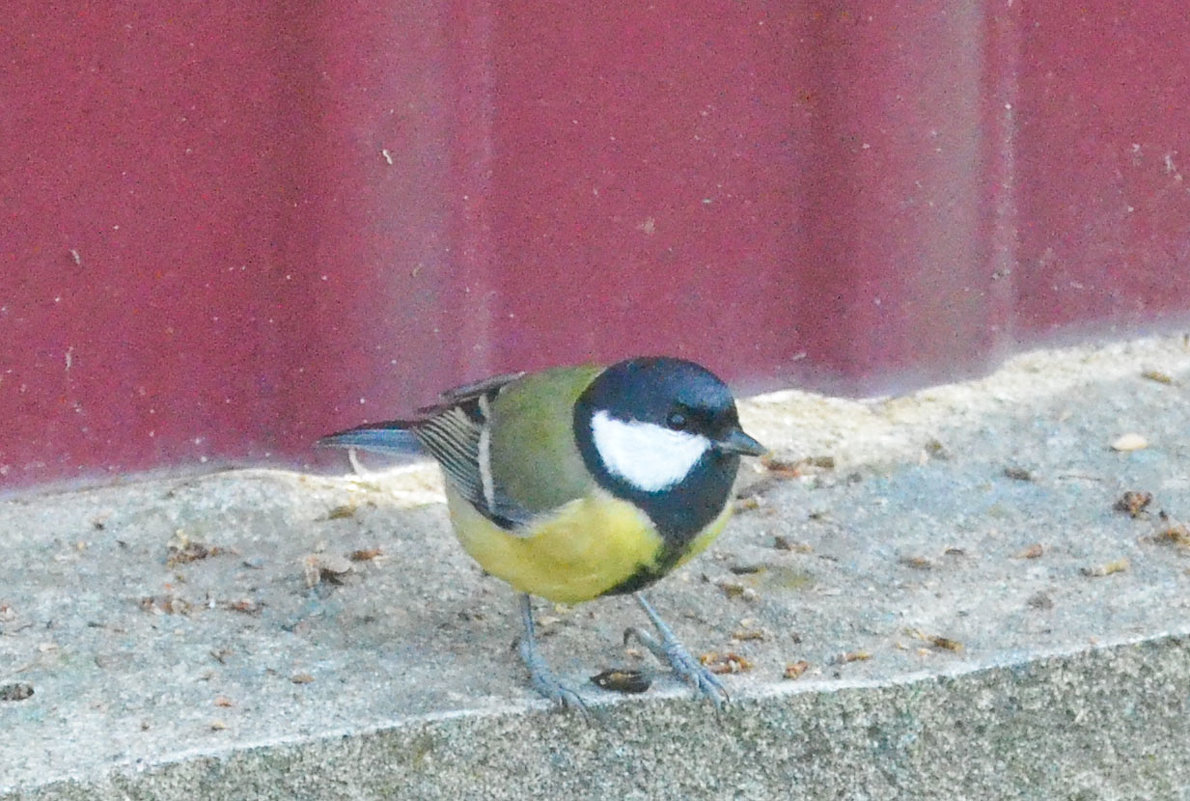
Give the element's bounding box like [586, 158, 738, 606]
[2, 1, 1187, 491]
[1015, 4, 1190, 334]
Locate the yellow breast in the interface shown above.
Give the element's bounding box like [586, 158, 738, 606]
[445, 484, 730, 604]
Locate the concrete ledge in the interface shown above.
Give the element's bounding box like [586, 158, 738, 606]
[12, 635, 1190, 800]
[3, 335, 1190, 798]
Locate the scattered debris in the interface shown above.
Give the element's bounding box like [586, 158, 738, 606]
[923, 438, 950, 460]
[1081, 558, 1130, 577]
[0, 683, 34, 702]
[772, 536, 813, 552]
[1149, 519, 1190, 547]
[320, 505, 357, 521]
[760, 454, 805, 478]
[715, 580, 757, 601]
[782, 660, 810, 680]
[929, 635, 963, 652]
[760, 454, 836, 478]
[139, 594, 192, 615]
[699, 651, 753, 674]
[1014, 543, 1045, 559]
[1140, 369, 1174, 385]
[303, 554, 354, 588]
[1110, 433, 1148, 452]
[833, 650, 872, 665]
[734, 496, 763, 513]
[728, 564, 763, 575]
[907, 628, 964, 652]
[166, 530, 222, 568]
[590, 668, 652, 694]
[1114, 491, 1153, 518]
[220, 599, 264, 615]
[730, 626, 767, 642]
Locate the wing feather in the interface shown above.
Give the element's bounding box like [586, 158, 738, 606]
[321, 371, 532, 529]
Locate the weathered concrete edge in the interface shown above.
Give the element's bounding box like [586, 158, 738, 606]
[9, 631, 1190, 801]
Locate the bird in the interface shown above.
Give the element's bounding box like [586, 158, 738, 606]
[319, 356, 766, 708]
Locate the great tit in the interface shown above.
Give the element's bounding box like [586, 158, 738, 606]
[319, 356, 766, 708]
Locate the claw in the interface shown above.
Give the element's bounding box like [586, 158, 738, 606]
[518, 636, 587, 710]
[630, 593, 729, 706]
[517, 594, 589, 714]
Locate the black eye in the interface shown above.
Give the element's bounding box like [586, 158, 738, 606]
[665, 411, 687, 430]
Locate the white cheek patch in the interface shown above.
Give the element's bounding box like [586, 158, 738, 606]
[590, 410, 711, 492]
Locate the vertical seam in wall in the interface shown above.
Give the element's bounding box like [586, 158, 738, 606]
[447, 0, 498, 380]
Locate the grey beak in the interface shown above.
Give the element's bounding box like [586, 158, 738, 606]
[716, 427, 767, 457]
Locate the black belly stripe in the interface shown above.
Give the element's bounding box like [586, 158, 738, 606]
[602, 543, 686, 596]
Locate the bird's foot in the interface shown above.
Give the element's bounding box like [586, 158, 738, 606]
[628, 593, 728, 707]
[517, 635, 588, 712]
[516, 594, 588, 713]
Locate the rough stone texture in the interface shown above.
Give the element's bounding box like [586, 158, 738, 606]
[3, 335, 1190, 799]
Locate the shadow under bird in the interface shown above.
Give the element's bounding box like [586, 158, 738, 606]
[319, 356, 766, 708]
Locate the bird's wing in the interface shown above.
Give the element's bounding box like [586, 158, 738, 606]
[322, 369, 585, 531]
[429, 371, 526, 409]
[409, 371, 534, 529]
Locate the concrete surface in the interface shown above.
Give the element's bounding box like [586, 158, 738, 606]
[2, 335, 1190, 800]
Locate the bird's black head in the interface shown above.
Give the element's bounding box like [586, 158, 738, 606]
[573, 357, 766, 541]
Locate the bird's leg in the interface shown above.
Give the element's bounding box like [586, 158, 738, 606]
[626, 592, 727, 706]
[516, 593, 586, 711]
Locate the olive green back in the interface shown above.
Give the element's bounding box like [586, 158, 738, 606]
[488, 365, 604, 513]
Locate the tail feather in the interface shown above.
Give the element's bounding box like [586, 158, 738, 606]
[317, 422, 422, 455]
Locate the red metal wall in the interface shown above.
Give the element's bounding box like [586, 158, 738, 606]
[2, 1, 1188, 491]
